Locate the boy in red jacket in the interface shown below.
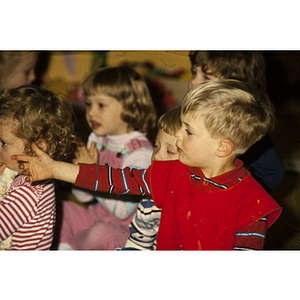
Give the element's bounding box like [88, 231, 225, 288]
[13, 79, 282, 250]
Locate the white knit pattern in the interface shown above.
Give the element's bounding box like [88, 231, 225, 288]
[0, 168, 18, 250]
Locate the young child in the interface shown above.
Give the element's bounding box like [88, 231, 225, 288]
[0, 85, 75, 250]
[14, 79, 282, 250]
[188, 51, 285, 192]
[56, 66, 156, 250]
[0, 51, 38, 90]
[122, 107, 181, 250]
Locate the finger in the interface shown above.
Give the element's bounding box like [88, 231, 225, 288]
[75, 138, 85, 147]
[0, 163, 6, 175]
[19, 163, 25, 170]
[11, 155, 29, 161]
[31, 142, 44, 155]
[22, 169, 30, 176]
[89, 142, 99, 163]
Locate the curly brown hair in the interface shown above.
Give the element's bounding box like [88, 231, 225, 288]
[0, 85, 76, 160]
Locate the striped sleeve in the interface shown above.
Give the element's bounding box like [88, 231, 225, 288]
[0, 185, 39, 241]
[75, 164, 153, 197]
[123, 198, 161, 250]
[233, 217, 267, 250]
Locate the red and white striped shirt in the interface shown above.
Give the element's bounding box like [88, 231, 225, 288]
[0, 175, 55, 250]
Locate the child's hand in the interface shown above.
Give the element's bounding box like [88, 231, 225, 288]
[11, 143, 55, 182]
[0, 163, 6, 176]
[73, 140, 98, 165]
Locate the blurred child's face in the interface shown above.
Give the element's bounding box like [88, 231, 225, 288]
[85, 93, 131, 136]
[188, 65, 220, 89]
[0, 52, 38, 89]
[152, 129, 178, 162]
[0, 120, 26, 174]
[176, 112, 220, 176]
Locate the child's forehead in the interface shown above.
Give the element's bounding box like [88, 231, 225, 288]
[181, 111, 202, 122]
[156, 129, 177, 143]
[0, 118, 19, 136]
[0, 116, 17, 126]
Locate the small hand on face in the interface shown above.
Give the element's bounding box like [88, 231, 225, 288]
[11, 143, 55, 182]
[73, 140, 98, 165]
[0, 163, 6, 176]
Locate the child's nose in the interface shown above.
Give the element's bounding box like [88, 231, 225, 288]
[87, 105, 96, 118]
[29, 70, 36, 84]
[176, 128, 182, 139]
[153, 151, 160, 161]
[188, 78, 195, 89]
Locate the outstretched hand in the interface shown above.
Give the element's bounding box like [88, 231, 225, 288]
[11, 143, 54, 182]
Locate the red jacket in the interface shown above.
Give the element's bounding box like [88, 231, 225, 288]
[150, 160, 281, 250]
[75, 159, 282, 250]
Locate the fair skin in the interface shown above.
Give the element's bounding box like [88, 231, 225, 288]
[152, 129, 178, 161]
[10, 113, 236, 182]
[176, 112, 236, 178]
[0, 120, 27, 175]
[188, 65, 220, 89]
[9, 129, 179, 183]
[73, 92, 134, 164]
[0, 52, 38, 90]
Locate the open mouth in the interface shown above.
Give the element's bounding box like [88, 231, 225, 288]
[90, 120, 101, 129]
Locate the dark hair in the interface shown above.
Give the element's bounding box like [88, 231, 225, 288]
[0, 85, 76, 160]
[189, 51, 267, 93]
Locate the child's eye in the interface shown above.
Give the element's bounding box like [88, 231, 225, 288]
[1, 141, 7, 147]
[85, 101, 91, 107]
[98, 103, 105, 108]
[25, 69, 32, 76]
[185, 129, 192, 135]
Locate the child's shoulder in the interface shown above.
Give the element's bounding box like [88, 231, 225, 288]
[152, 160, 188, 175]
[8, 175, 54, 200]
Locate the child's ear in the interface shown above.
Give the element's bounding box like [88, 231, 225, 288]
[216, 139, 234, 157]
[36, 139, 48, 152]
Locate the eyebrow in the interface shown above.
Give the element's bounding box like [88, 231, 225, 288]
[182, 121, 192, 129]
[166, 142, 176, 147]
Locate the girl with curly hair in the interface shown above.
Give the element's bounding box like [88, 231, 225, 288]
[0, 85, 75, 250]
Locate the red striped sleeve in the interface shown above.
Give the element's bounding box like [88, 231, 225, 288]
[233, 218, 267, 250]
[75, 164, 152, 196]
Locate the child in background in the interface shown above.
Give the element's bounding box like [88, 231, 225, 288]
[123, 107, 181, 250]
[56, 66, 156, 250]
[0, 85, 75, 250]
[15, 80, 282, 250]
[0, 51, 38, 91]
[0, 51, 40, 249]
[188, 51, 285, 192]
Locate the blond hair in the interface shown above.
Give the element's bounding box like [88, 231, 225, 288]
[83, 66, 157, 133]
[0, 85, 76, 160]
[189, 51, 267, 93]
[181, 79, 274, 154]
[157, 107, 181, 136]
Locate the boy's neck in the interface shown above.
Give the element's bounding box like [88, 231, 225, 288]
[201, 157, 237, 179]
